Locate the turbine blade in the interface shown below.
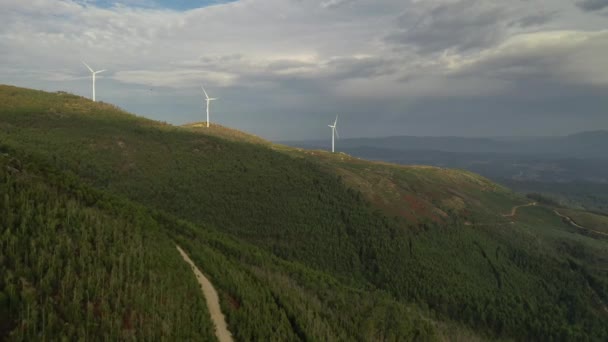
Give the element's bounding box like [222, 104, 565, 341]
[335, 127, 340, 139]
[95, 69, 106, 74]
[201, 85, 210, 99]
[334, 115, 338, 126]
[82, 61, 94, 73]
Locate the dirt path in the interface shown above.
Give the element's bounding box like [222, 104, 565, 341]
[553, 210, 608, 237]
[553, 210, 585, 229]
[500, 202, 608, 239]
[176, 245, 233, 342]
[503, 202, 537, 217]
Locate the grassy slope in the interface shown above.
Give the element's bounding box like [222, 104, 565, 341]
[1, 85, 607, 340]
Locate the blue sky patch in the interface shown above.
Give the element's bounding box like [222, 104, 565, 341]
[89, 0, 236, 11]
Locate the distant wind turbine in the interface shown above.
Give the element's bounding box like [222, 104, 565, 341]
[202, 85, 218, 128]
[82, 61, 106, 102]
[328, 115, 339, 153]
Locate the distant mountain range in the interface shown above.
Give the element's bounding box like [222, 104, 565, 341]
[283, 130, 608, 159]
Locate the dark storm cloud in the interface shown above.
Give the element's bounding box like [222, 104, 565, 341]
[387, 0, 511, 53]
[511, 12, 556, 28]
[324, 56, 399, 80]
[576, 0, 608, 12]
[399, 80, 608, 137]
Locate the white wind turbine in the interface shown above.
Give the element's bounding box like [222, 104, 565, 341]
[82, 62, 106, 102]
[202, 85, 218, 128]
[328, 115, 339, 153]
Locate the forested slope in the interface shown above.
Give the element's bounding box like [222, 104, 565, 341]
[0, 142, 439, 341]
[1, 85, 607, 340]
[0, 150, 216, 340]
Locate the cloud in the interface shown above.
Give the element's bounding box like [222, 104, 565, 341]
[0, 0, 607, 139]
[386, 0, 559, 54]
[576, 0, 608, 12]
[113, 69, 238, 87]
[321, 0, 354, 9]
[448, 30, 608, 86]
[387, 0, 507, 53]
[514, 12, 556, 27]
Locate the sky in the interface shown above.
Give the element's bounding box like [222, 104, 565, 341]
[0, 0, 607, 140]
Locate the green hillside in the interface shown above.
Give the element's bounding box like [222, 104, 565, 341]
[0, 148, 437, 341]
[1, 85, 607, 340]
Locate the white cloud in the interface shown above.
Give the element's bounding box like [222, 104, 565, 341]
[321, 0, 354, 9]
[113, 69, 238, 87]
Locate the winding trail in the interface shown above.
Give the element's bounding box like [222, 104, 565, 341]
[176, 245, 234, 342]
[553, 210, 608, 237]
[503, 202, 537, 217]
[553, 210, 585, 229]
[503, 203, 608, 238]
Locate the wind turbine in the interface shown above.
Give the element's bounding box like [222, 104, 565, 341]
[328, 115, 339, 153]
[202, 85, 218, 128]
[82, 61, 106, 102]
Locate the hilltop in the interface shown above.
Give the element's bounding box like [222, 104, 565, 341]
[1, 85, 607, 340]
[182, 122, 271, 145]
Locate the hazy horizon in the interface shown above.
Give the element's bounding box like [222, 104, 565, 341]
[277, 129, 608, 142]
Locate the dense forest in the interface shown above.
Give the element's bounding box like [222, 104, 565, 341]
[0, 147, 440, 341]
[1, 85, 607, 340]
[0, 150, 216, 340]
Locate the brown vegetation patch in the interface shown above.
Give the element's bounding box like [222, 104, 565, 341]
[226, 294, 241, 310]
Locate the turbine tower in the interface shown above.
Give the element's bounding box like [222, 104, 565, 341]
[82, 61, 106, 102]
[328, 115, 339, 153]
[202, 85, 218, 128]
